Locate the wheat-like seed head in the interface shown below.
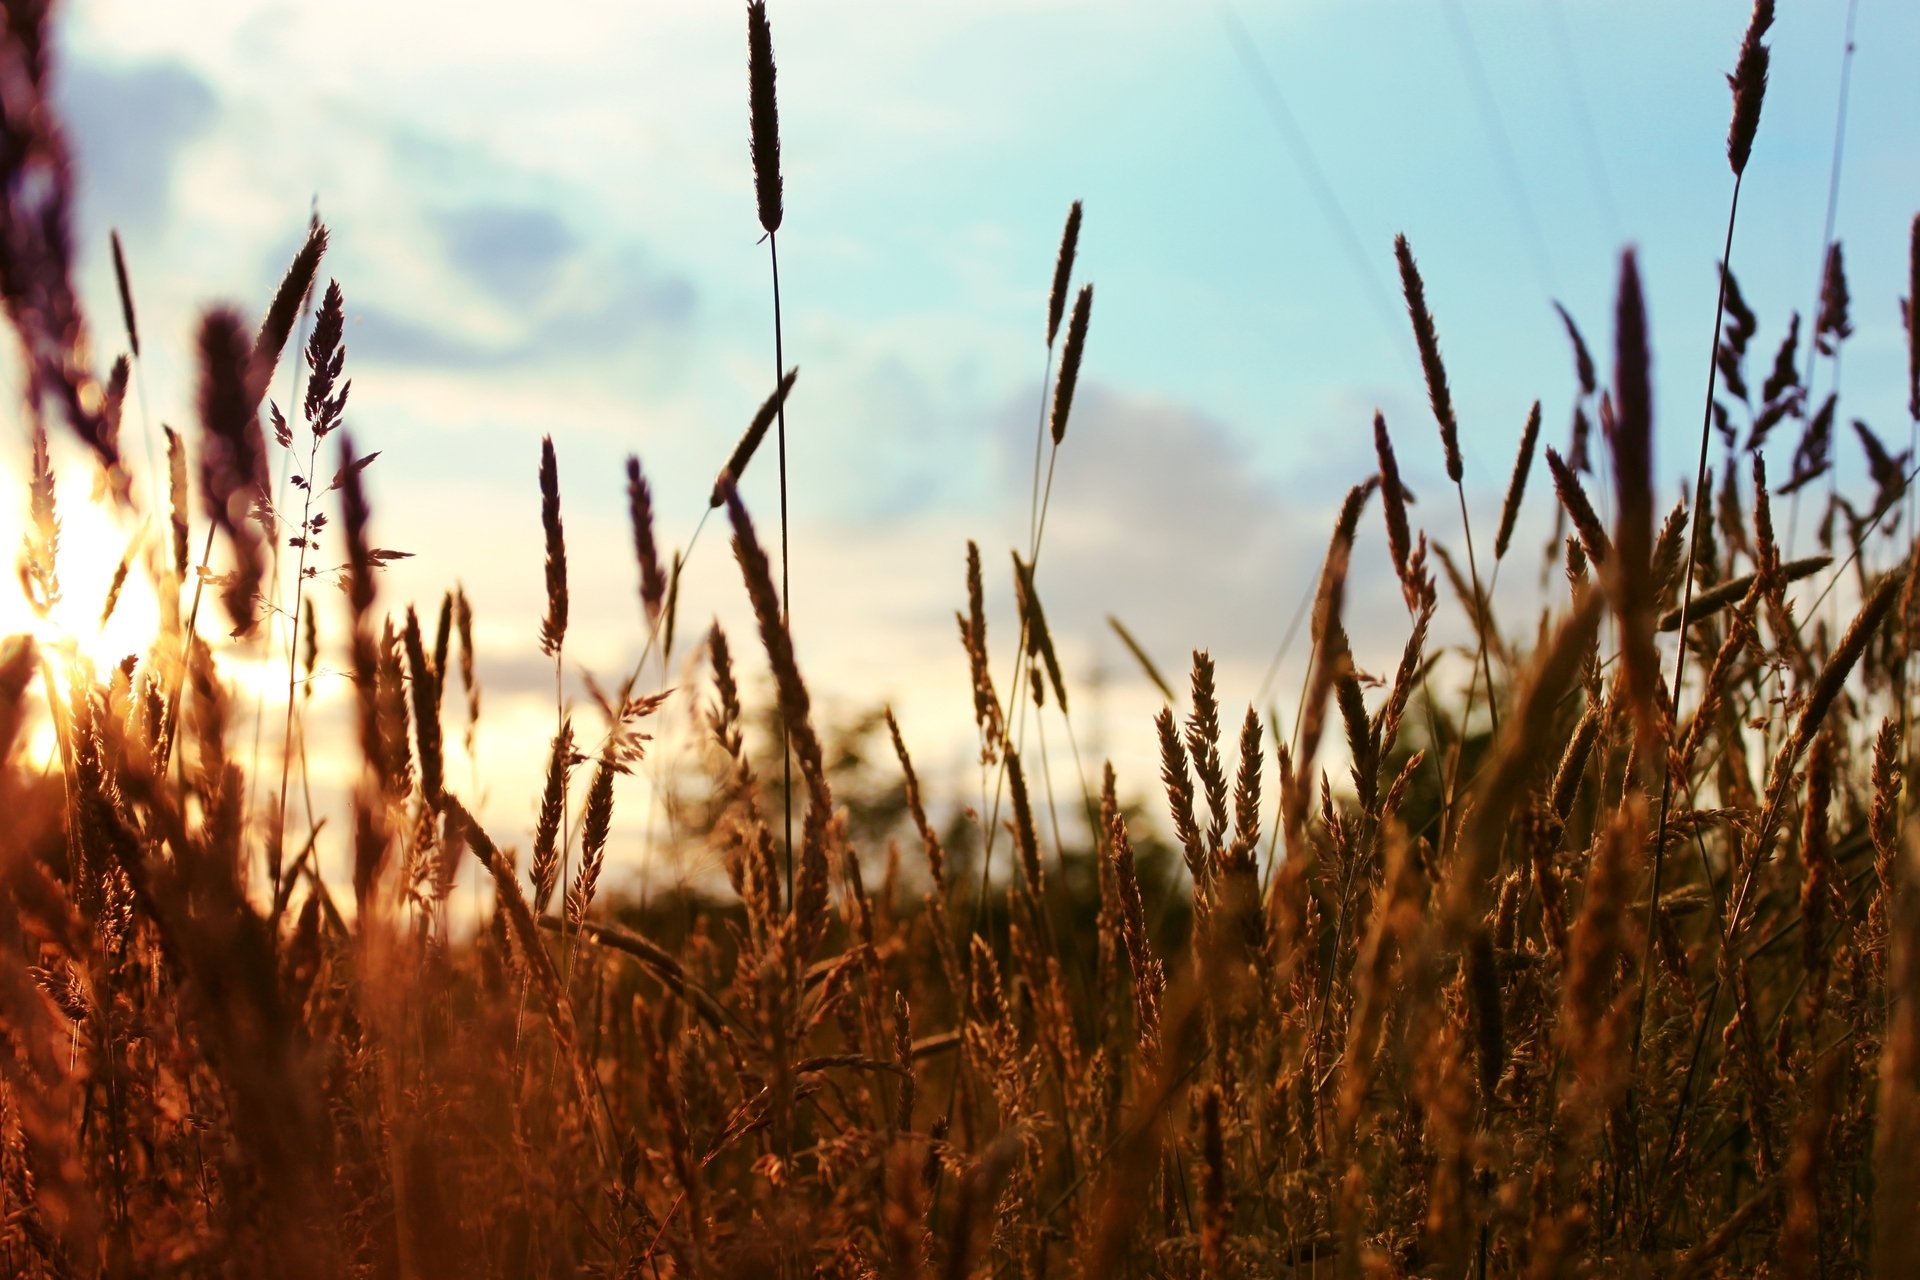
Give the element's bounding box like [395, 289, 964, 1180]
[627, 455, 667, 626]
[1373, 410, 1413, 596]
[746, 1, 783, 235]
[250, 221, 327, 407]
[712, 367, 798, 506]
[1907, 214, 1920, 420]
[1495, 399, 1542, 562]
[1547, 445, 1610, 567]
[1394, 234, 1462, 482]
[1726, 0, 1774, 177]
[1047, 200, 1083, 348]
[109, 228, 139, 358]
[537, 436, 568, 658]
[1050, 284, 1093, 446]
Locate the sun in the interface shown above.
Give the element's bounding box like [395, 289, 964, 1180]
[1, 444, 167, 691]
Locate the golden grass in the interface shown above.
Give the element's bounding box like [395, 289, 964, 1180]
[3, 2, 1920, 1277]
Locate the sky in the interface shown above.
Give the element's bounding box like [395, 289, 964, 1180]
[8, 0, 1920, 896]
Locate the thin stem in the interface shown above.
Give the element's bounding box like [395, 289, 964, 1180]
[769, 230, 793, 910]
[1801, 458, 1920, 618]
[967, 380, 1065, 940]
[160, 522, 219, 779]
[1455, 481, 1500, 739]
[1028, 350, 1057, 552]
[555, 652, 568, 973]
[270, 305, 317, 921]
[1798, 0, 1860, 408]
[272, 433, 321, 923]
[1254, 573, 1316, 713]
[1637, 170, 1745, 1064]
[949, 337, 1070, 1151]
[766, 226, 797, 1220]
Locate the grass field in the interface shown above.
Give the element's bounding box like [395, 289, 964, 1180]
[4, 1, 1920, 1275]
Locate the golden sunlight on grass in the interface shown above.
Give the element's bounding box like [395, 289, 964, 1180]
[5, 2, 1920, 1276]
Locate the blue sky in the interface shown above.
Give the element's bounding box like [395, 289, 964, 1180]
[11, 0, 1920, 886]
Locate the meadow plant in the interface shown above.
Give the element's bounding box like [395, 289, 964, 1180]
[2, 2, 1918, 1277]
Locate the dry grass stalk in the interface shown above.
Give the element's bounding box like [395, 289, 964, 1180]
[1552, 300, 1597, 396]
[537, 435, 567, 658]
[1494, 399, 1542, 562]
[1393, 234, 1462, 482]
[454, 585, 479, 760]
[1373, 410, 1414, 601]
[1868, 720, 1902, 966]
[1815, 240, 1853, 355]
[1732, 562, 1909, 931]
[0, 20, 122, 487]
[1650, 497, 1689, 601]
[746, 1, 782, 235]
[444, 799, 589, 1080]
[627, 455, 668, 626]
[1780, 1053, 1838, 1280]
[1107, 613, 1174, 703]
[958, 541, 1004, 764]
[723, 483, 833, 954]
[248, 220, 327, 405]
[98, 539, 131, 629]
[1156, 707, 1206, 883]
[1003, 746, 1045, 910]
[1337, 666, 1373, 813]
[1908, 213, 1919, 420]
[1609, 250, 1659, 751]
[1561, 797, 1643, 1104]
[1340, 815, 1424, 1134]
[1108, 813, 1163, 1056]
[1433, 540, 1505, 670]
[1227, 706, 1262, 879]
[1874, 821, 1920, 1274]
[885, 708, 946, 892]
[1011, 552, 1068, 711]
[1547, 444, 1611, 566]
[1185, 650, 1229, 851]
[1675, 1179, 1783, 1279]
[1200, 1085, 1228, 1273]
[1798, 732, 1836, 1033]
[566, 757, 616, 926]
[1047, 201, 1083, 348]
[19, 424, 58, 615]
[195, 309, 271, 634]
[1464, 927, 1505, 1102]
[1726, 0, 1775, 177]
[109, 228, 139, 357]
[711, 367, 799, 505]
[1050, 284, 1093, 446]
[402, 607, 443, 807]
[1289, 481, 1372, 847]
[1371, 601, 1433, 764]
[10, 14, 1920, 1271]
[529, 722, 571, 914]
[1658, 554, 1828, 630]
[163, 424, 189, 579]
[1752, 452, 1783, 584]
[1447, 592, 1601, 934]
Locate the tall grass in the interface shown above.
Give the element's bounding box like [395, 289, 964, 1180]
[3, 2, 1919, 1277]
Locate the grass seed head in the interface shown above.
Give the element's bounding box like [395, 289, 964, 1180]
[1726, 0, 1774, 177]
[746, 1, 783, 234]
[1395, 233, 1462, 482]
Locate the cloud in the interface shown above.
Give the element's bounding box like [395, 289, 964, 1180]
[351, 228, 698, 373]
[434, 204, 578, 309]
[349, 303, 500, 371]
[56, 56, 217, 234]
[971, 383, 1398, 668]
